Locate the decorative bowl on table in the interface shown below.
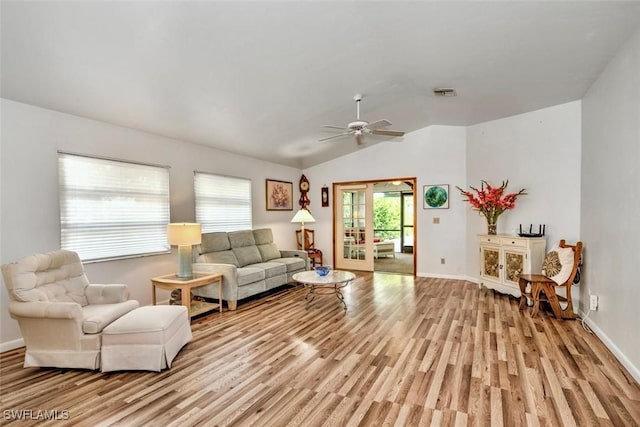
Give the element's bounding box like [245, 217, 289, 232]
[314, 266, 330, 276]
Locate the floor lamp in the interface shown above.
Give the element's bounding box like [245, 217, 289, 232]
[291, 208, 315, 250]
[167, 223, 202, 279]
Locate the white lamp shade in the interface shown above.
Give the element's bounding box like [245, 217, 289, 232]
[291, 209, 316, 224]
[167, 223, 202, 246]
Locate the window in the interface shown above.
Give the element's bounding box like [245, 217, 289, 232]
[195, 172, 252, 232]
[58, 152, 170, 261]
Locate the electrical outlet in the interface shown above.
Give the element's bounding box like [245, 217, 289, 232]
[433, 217, 440, 224]
[440, 258, 446, 264]
[590, 294, 598, 311]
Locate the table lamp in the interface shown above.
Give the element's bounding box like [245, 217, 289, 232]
[167, 223, 202, 279]
[291, 208, 315, 249]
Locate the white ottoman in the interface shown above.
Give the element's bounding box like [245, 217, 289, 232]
[101, 305, 192, 372]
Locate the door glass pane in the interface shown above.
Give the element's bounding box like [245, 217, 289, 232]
[403, 194, 413, 226]
[374, 192, 400, 251]
[343, 190, 366, 260]
[402, 193, 414, 253]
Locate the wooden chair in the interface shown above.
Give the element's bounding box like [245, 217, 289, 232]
[519, 240, 582, 319]
[296, 229, 323, 268]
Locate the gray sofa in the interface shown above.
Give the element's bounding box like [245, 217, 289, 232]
[191, 228, 308, 310]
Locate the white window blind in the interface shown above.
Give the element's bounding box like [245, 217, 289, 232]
[195, 172, 252, 233]
[58, 152, 170, 261]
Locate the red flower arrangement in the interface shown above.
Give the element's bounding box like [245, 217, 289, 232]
[456, 180, 526, 234]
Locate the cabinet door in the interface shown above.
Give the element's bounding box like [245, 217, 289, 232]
[503, 249, 526, 286]
[480, 246, 501, 281]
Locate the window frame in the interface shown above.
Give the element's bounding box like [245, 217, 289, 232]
[194, 171, 252, 233]
[58, 151, 171, 262]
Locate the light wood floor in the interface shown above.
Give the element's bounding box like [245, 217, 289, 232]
[1, 274, 639, 426]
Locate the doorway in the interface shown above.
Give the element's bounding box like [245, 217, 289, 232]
[333, 178, 416, 275]
[372, 181, 414, 274]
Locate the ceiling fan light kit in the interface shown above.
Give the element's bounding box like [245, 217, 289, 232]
[320, 94, 406, 145]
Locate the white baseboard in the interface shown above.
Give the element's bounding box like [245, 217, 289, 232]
[0, 338, 24, 353]
[416, 272, 470, 281]
[579, 310, 640, 384]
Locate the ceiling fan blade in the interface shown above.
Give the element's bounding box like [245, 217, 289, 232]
[355, 134, 364, 145]
[371, 129, 405, 137]
[319, 132, 352, 142]
[322, 125, 349, 130]
[366, 119, 392, 130]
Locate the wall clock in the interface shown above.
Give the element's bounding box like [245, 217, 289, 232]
[299, 175, 310, 209]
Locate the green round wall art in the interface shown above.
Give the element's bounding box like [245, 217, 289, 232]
[424, 185, 449, 209]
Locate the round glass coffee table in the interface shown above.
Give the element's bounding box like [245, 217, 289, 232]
[292, 270, 355, 310]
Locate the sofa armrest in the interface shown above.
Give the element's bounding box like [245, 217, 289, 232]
[191, 263, 239, 302]
[192, 263, 238, 285]
[85, 284, 130, 305]
[280, 249, 308, 259]
[8, 300, 83, 321]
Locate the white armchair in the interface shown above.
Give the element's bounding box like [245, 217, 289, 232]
[1, 250, 139, 369]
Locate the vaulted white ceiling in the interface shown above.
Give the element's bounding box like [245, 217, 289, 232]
[2, 1, 640, 168]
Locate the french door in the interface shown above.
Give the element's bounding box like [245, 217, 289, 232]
[334, 183, 374, 271]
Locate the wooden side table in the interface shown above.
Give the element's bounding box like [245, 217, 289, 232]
[151, 272, 223, 319]
[518, 274, 576, 319]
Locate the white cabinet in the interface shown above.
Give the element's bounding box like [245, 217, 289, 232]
[478, 234, 546, 297]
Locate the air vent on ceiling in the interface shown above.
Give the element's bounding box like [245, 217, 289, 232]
[433, 88, 457, 97]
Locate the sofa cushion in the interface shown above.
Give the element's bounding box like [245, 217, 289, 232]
[236, 267, 265, 286]
[81, 300, 139, 334]
[253, 228, 274, 245]
[272, 257, 306, 272]
[257, 243, 281, 262]
[200, 232, 231, 253]
[265, 274, 288, 290]
[237, 281, 267, 300]
[233, 246, 263, 267]
[198, 250, 239, 267]
[228, 230, 256, 248]
[247, 262, 287, 278]
[227, 230, 262, 267]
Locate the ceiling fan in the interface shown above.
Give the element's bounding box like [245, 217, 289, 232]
[320, 94, 406, 145]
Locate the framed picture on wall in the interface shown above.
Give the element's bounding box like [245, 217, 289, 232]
[321, 186, 329, 207]
[423, 184, 449, 209]
[266, 179, 293, 211]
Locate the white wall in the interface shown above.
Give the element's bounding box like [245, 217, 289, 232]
[581, 28, 640, 379]
[305, 126, 468, 278]
[465, 101, 582, 286]
[2, 59, 639, 382]
[0, 99, 300, 349]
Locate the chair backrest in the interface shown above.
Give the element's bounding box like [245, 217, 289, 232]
[558, 239, 583, 286]
[296, 229, 315, 251]
[1, 250, 90, 305]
